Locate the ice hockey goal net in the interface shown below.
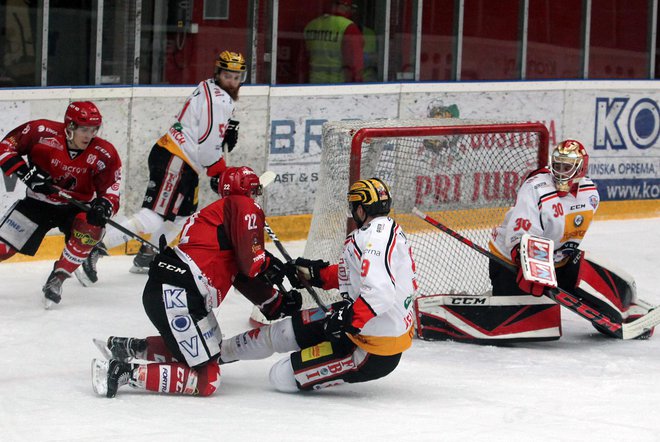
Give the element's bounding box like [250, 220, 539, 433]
[301, 119, 549, 308]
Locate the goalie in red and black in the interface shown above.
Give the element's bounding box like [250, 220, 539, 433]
[219, 178, 418, 392]
[91, 166, 301, 398]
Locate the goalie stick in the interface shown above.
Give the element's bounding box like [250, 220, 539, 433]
[263, 221, 329, 313]
[412, 207, 660, 340]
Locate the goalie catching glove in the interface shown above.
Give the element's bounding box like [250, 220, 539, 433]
[285, 257, 330, 288]
[258, 288, 302, 321]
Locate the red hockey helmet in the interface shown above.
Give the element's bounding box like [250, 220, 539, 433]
[218, 166, 262, 198]
[550, 139, 589, 195]
[65, 101, 103, 128]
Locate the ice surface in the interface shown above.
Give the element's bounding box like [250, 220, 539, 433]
[0, 218, 659, 441]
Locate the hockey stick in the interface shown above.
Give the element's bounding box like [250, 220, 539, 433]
[58, 191, 159, 252]
[412, 207, 660, 340]
[263, 221, 329, 313]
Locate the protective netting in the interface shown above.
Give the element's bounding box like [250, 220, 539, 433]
[302, 119, 548, 308]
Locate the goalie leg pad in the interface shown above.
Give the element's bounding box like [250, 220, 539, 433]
[415, 294, 561, 344]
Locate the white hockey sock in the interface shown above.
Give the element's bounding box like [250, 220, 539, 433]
[220, 318, 298, 363]
[103, 208, 164, 249]
[150, 216, 187, 247]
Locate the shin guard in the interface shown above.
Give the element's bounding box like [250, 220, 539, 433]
[140, 361, 221, 396]
[55, 213, 104, 274]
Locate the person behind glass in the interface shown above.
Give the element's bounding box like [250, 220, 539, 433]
[76, 51, 247, 285]
[0, 101, 121, 308]
[91, 166, 300, 398]
[220, 178, 418, 392]
[303, 0, 364, 83]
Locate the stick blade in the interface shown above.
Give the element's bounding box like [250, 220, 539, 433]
[260, 170, 276, 188]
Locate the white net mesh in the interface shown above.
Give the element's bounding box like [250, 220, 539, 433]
[301, 118, 548, 308]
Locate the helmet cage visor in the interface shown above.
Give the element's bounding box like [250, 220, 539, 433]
[550, 150, 583, 190]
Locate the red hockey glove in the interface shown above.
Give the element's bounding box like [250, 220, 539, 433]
[511, 245, 546, 296]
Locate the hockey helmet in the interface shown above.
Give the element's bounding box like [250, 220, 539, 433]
[348, 178, 391, 226]
[215, 51, 247, 83]
[65, 101, 103, 128]
[550, 139, 589, 195]
[218, 166, 262, 198]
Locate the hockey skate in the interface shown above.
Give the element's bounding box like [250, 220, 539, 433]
[91, 358, 136, 398]
[129, 244, 155, 274]
[93, 336, 147, 362]
[74, 242, 109, 286]
[42, 269, 68, 309]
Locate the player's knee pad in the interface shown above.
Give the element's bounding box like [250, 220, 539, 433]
[195, 362, 221, 396]
[269, 356, 299, 393]
[415, 294, 561, 344]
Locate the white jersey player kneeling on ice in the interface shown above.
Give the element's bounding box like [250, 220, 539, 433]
[220, 178, 417, 392]
[418, 139, 654, 343]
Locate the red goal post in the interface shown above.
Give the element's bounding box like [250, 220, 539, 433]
[302, 119, 550, 308]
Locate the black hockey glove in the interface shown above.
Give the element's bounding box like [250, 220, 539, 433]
[86, 197, 113, 227]
[323, 300, 361, 342]
[209, 175, 220, 194]
[257, 250, 286, 287]
[260, 288, 303, 321]
[15, 164, 55, 195]
[222, 119, 239, 153]
[285, 257, 330, 289]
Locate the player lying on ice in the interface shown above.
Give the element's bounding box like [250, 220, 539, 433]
[0, 101, 121, 308]
[416, 139, 655, 343]
[92, 166, 299, 398]
[220, 178, 418, 392]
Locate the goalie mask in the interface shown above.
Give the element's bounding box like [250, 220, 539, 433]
[550, 139, 589, 196]
[348, 178, 391, 227]
[214, 51, 247, 83]
[217, 166, 262, 198]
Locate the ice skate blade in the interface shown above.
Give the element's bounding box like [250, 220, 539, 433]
[91, 358, 109, 397]
[129, 266, 150, 274]
[92, 338, 112, 359]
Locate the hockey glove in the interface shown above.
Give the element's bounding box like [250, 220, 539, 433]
[285, 257, 329, 289]
[15, 164, 55, 195]
[210, 175, 220, 194]
[257, 250, 286, 287]
[86, 197, 113, 227]
[512, 246, 546, 297]
[259, 288, 303, 321]
[222, 119, 239, 152]
[323, 300, 361, 342]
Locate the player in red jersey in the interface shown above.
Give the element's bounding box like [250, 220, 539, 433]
[0, 101, 121, 308]
[91, 166, 301, 398]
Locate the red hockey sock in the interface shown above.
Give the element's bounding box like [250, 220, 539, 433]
[0, 241, 17, 261]
[55, 213, 104, 273]
[140, 362, 221, 396]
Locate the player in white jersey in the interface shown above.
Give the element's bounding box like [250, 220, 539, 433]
[220, 178, 418, 392]
[488, 139, 653, 339]
[76, 51, 247, 284]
